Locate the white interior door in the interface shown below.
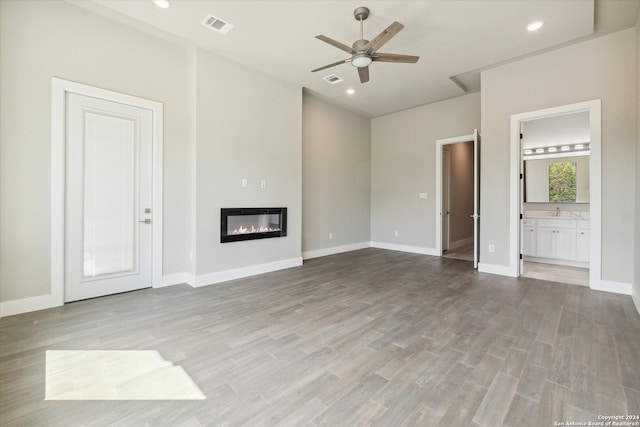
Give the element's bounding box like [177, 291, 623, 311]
[473, 129, 481, 269]
[65, 93, 153, 302]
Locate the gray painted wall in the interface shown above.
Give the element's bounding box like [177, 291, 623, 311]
[194, 49, 302, 275]
[0, 0, 190, 301]
[371, 93, 481, 248]
[481, 28, 636, 284]
[302, 93, 370, 254]
[0, 1, 302, 303]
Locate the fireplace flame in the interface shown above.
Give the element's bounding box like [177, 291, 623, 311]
[232, 225, 280, 235]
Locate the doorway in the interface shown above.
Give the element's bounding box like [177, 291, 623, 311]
[51, 78, 164, 304]
[436, 130, 480, 267]
[510, 100, 601, 289]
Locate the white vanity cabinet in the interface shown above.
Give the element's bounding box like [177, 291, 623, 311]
[536, 220, 576, 260]
[523, 217, 588, 267]
[522, 219, 536, 256]
[576, 220, 590, 262]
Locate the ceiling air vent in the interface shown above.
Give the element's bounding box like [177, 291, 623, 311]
[202, 14, 234, 35]
[323, 74, 343, 84]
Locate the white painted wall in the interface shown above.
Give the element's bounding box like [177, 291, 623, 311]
[481, 29, 636, 284]
[302, 93, 371, 257]
[370, 93, 480, 250]
[0, 0, 190, 302]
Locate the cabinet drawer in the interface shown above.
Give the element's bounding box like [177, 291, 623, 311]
[536, 219, 576, 229]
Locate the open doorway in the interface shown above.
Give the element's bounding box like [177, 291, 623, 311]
[510, 100, 601, 289]
[441, 142, 474, 261]
[436, 131, 480, 267]
[519, 112, 590, 286]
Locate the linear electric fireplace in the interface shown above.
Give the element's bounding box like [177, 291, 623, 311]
[220, 208, 287, 243]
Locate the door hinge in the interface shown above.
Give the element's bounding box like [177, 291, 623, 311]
[520, 173, 523, 179]
[520, 214, 523, 220]
[520, 253, 523, 260]
[520, 133, 523, 139]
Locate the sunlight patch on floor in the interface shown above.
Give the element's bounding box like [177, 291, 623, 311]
[45, 350, 206, 400]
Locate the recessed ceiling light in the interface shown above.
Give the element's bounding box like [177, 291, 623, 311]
[153, 0, 171, 8]
[346, 88, 355, 95]
[526, 21, 544, 32]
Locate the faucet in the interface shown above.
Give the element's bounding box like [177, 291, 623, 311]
[556, 207, 560, 217]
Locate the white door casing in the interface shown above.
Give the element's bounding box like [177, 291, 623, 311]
[51, 78, 163, 305]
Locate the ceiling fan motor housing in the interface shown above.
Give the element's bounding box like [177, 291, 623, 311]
[354, 7, 369, 21]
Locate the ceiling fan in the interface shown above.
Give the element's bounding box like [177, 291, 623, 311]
[312, 6, 420, 84]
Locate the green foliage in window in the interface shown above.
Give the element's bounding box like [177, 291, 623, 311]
[548, 161, 577, 202]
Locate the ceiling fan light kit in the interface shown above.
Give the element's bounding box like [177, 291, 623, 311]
[312, 6, 419, 83]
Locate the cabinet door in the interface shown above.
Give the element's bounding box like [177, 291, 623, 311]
[577, 229, 590, 262]
[536, 227, 555, 258]
[523, 227, 536, 256]
[555, 228, 577, 260]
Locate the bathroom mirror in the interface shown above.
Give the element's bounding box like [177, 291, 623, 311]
[524, 155, 590, 203]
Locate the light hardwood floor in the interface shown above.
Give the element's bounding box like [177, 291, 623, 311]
[1, 248, 639, 426]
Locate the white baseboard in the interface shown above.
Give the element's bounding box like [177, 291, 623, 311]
[370, 241, 438, 256]
[478, 262, 518, 277]
[448, 236, 474, 251]
[632, 285, 640, 316]
[192, 257, 303, 288]
[153, 273, 189, 288]
[302, 242, 370, 260]
[0, 293, 62, 318]
[590, 279, 632, 295]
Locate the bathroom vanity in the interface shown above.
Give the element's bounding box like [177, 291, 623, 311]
[522, 212, 589, 267]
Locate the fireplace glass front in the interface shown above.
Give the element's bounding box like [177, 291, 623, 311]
[220, 208, 287, 243]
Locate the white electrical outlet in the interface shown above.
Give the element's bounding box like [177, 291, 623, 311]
[419, 192, 428, 199]
[329, 232, 333, 239]
[489, 244, 495, 253]
[241, 178, 247, 188]
[260, 179, 266, 189]
[394, 230, 399, 237]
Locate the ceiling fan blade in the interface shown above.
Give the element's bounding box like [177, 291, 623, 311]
[358, 66, 370, 83]
[363, 21, 404, 53]
[311, 58, 351, 72]
[315, 35, 356, 54]
[373, 53, 419, 63]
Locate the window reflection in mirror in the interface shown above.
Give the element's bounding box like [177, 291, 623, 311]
[524, 156, 589, 203]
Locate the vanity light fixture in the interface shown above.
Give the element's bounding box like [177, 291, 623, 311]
[524, 149, 533, 155]
[574, 144, 584, 150]
[535, 148, 545, 153]
[561, 146, 571, 151]
[526, 20, 544, 32]
[153, 0, 172, 8]
[547, 147, 557, 152]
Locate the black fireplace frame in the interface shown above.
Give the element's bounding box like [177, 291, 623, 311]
[220, 207, 287, 243]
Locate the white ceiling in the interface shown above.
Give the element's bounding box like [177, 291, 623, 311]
[72, 0, 640, 117]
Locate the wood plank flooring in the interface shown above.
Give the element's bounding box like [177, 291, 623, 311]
[1, 248, 639, 426]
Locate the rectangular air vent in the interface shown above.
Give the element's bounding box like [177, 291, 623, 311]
[323, 74, 343, 84]
[202, 14, 234, 35]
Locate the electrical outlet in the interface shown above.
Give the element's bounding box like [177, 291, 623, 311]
[394, 230, 399, 237]
[260, 179, 266, 189]
[241, 178, 247, 188]
[489, 244, 495, 253]
[329, 232, 333, 239]
[419, 192, 428, 199]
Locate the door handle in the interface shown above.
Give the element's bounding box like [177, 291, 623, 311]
[139, 219, 152, 224]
